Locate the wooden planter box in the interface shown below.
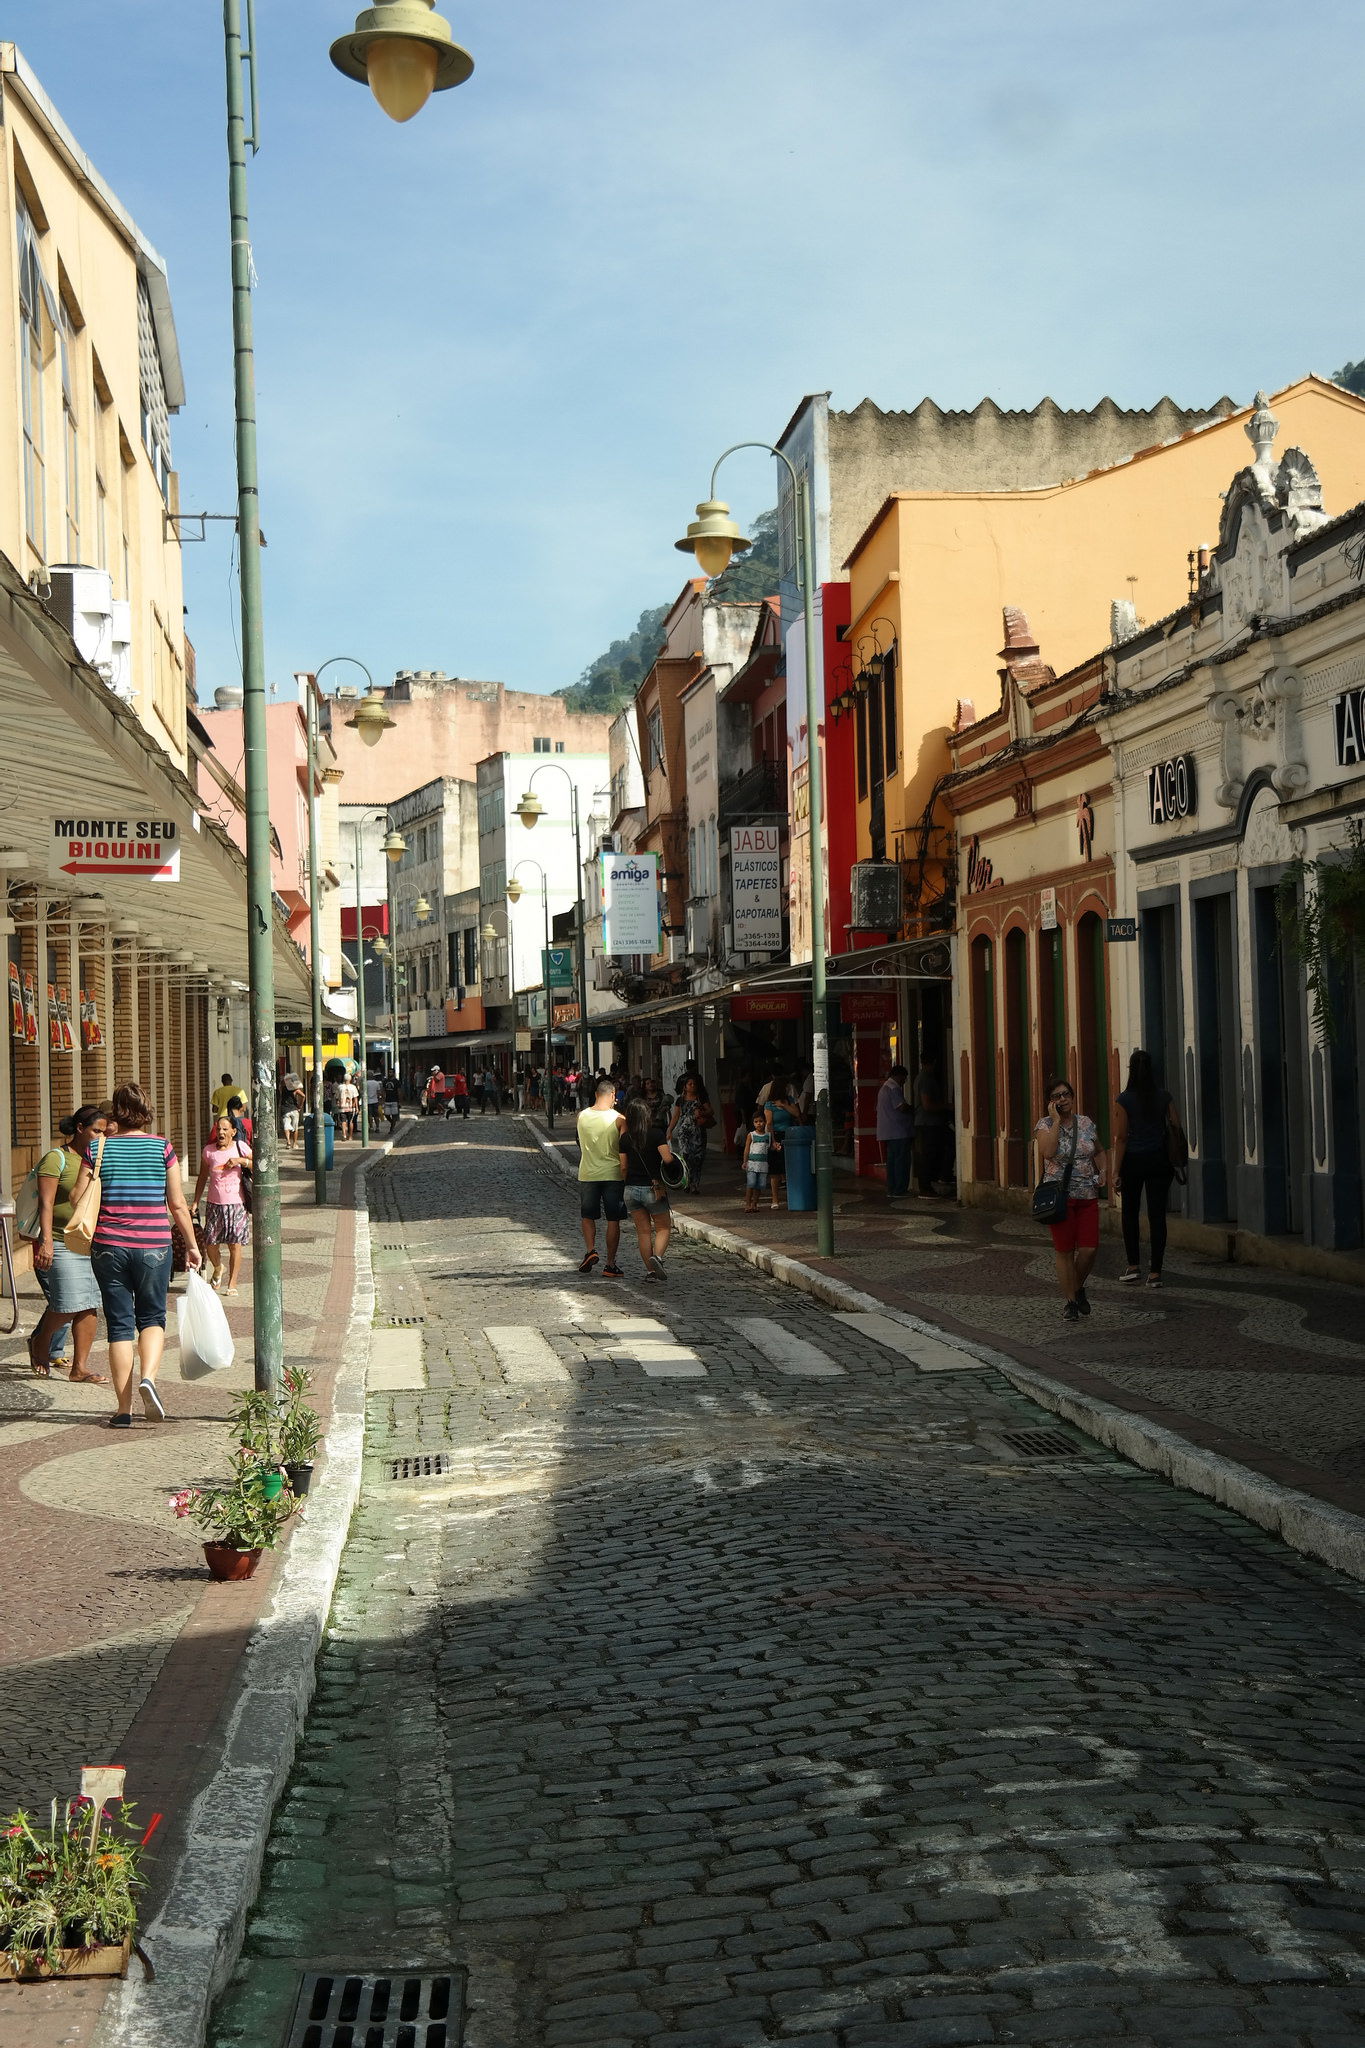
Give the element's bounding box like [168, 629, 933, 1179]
[0, 1936, 131, 1981]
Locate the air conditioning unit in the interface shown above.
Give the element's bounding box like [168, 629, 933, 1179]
[850, 859, 903, 933]
[49, 566, 133, 697]
[667, 934, 688, 964]
[685, 902, 710, 957]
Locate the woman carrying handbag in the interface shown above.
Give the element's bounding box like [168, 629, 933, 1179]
[1034, 1076, 1108, 1324]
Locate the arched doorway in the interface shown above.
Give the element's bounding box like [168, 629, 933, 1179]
[970, 933, 997, 1184]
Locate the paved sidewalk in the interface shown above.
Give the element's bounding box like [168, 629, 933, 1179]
[534, 1120, 1365, 1526]
[0, 1132, 390, 2048]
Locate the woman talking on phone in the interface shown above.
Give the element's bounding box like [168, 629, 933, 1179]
[1035, 1076, 1108, 1324]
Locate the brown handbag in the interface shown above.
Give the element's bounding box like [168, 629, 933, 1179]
[63, 1132, 105, 1256]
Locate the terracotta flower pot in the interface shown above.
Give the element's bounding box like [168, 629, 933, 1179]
[284, 1461, 314, 1496]
[203, 1543, 262, 1581]
[0, 1937, 131, 1981]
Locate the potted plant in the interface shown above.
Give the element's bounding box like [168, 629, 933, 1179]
[279, 1364, 322, 1496]
[170, 1452, 297, 1580]
[0, 1798, 147, 1979]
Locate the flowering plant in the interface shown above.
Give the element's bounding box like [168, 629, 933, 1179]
[0, 1799, 148, 1972]
[168, 1451, 297, 1552]
[279, 1364, 322, 1467]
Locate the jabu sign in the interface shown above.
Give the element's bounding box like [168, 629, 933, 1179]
[1147, 755, 1196, 825]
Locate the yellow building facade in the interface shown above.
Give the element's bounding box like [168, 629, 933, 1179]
[843, 379, 1365, 892]
[0, 42, 188, 765]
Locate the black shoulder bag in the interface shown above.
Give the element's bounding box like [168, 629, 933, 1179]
[1031, 1116, 1078, 1225]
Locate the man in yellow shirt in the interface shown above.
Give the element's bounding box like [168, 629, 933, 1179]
[211, 1073, 239, 1118]
[576, 1076, 626, 1277]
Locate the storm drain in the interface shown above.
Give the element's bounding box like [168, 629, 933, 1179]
[285, 1970, 465, 2047]
[383, 1451, 453, 1481]
[997, 1428, 1083, 1459]
[386, 1315, 426, 1326]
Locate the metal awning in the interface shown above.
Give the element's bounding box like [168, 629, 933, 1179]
[0, 553, 312, 1015]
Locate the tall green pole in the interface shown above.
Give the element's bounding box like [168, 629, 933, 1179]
[224, 0, 282, 1391]
[355, 823, 370, 1148]
[569, 783, 589, 1083]
[797, 471, 835, 1258]
[306, 684, 327, 1205]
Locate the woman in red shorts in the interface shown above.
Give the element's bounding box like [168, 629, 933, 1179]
[1035, 1076, 1108, 1324]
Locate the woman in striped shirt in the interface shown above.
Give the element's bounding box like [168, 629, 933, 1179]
[70, 1081, 201, 1428]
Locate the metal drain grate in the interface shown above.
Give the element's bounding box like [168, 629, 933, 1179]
[383, 1451, 453, 1481]
[998, 1428, 1083, 1459]
[386, 1314, 426, 1326]
[286, 1970, 465, 2047]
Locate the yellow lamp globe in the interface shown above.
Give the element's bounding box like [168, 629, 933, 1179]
[330, 0, 474, 125]
[506, 879, 524, 903]
[382, 829, 406, 865]
[515, 791, 544, 828]
[365, 37, 439, 120]
[675, 499, 750, 582]
[345, 689, 395, 748]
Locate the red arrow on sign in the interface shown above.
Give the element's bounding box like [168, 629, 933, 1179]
[60, 860, 177, 878]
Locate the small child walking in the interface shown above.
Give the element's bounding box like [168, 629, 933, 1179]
[742, 1111, 771, 1213]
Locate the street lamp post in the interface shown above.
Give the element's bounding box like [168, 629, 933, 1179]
[223, 0, 282, 1391]
[382, 828, 407, 1096]
[217, 3, 467, 1390]
[303, 679, 328, 1206]
[507, 864, 554, 1132]
[675, 444, 835, 1257]
[513, 764, 591, 1084]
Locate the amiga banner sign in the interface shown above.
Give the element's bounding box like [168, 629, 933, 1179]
[50, 816, 180, 882]
[600, 850, 660, 954]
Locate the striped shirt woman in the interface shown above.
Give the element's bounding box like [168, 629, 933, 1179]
[72, 1082, 201, 1428]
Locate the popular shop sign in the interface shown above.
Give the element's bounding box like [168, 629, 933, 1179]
[729, 824, 783, 951]
[50, 817, 180, 881]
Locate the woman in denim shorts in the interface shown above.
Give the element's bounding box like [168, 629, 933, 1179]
[71, 1082, 202, 1427]
[620, 1093, 678, 1283]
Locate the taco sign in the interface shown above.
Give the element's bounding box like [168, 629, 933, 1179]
[50, 817, 180, 881]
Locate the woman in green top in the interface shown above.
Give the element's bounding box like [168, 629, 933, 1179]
[23, 1102, 108, 1381]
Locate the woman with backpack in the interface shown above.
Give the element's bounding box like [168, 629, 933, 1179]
[192, 1111, 253, 1296]
[1113, 1049, 1184, 1290]
[19, 1101, 109, 1381]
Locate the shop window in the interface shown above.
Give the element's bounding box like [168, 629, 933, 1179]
[1038, 926, 1066, 1090]
[1003, 927, 1030, 1185]
[970, 934, 997, 1183]
[1075, 912, 1109, 1144]
[17, 200, 54, 556]
[882, 647, 898, 772]
[855, 691, 868, 801]
[1252, 885, 1305, 1235]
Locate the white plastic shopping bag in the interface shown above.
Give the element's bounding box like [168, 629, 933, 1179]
[177, 1269, 236, 1377]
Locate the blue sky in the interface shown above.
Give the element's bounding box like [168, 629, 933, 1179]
[13, 1, 1365, 699]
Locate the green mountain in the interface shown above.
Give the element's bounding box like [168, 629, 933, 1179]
[557, 508, 778, 715]
[1332, 359, 1365, 397]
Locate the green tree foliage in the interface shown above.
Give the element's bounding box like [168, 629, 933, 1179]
[556, 509, 778, 714]
[556, 604, 669, 715]
[1332, 359, 1365, 397]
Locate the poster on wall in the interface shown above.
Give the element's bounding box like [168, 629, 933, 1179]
[730, 825, 784, 951]
[81, 995, 104, 1051]
[57, 986, 75, 1053]
[9, 962, 23, 1043]
[22, 971, 37, 1044]
[600, 850, 661, 954]
[47, 984, 61, 1052]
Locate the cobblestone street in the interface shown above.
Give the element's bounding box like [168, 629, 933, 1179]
[212, 1119, 1365, 2048]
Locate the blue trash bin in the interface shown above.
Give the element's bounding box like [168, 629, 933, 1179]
[783, 1121, 816, 1211]
[303, 1112, 335, 1172]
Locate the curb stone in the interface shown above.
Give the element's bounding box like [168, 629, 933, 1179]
[90, 1136, 401, 2048]
[520, 1115, 1365, 1588]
